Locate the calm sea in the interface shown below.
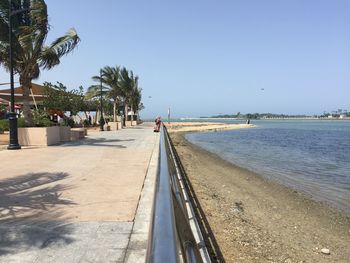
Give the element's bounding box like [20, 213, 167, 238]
[185, 120, 350, 214]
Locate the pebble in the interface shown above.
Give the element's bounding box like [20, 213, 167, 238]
[0, 209, 9, 215]
[232, 208, 242, 213]
[321, 248, 330, 255]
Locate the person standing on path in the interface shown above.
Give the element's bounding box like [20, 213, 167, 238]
[154, 116, 161, 132]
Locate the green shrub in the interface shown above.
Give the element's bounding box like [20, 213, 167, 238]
[17, 118, 26, 127]
[83, 119, 90, 126]
[64, 117, 75, 128]
[0, 119, 9, 131]
[33, 110, 53, 127]
[0, 105, 6, 119]
[0, 127, 3, 134]
[0, 118, 26, 130]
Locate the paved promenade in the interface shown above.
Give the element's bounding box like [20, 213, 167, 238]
[0, 124, 159, 263]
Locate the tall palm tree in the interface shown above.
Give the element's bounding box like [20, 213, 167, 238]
[119, 67, 138, 126]
[130, 79, 142, 122]
[86, 81, 108, 125]
[0, 0, 80, 126]
[88, 66, 122, 122]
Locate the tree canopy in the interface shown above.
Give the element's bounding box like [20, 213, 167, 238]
[0, 0, 80, 126]
[88, 66, 143, 123]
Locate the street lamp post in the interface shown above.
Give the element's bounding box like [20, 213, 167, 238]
[7, 0, 21, 150]
[99, 69, 105, 131]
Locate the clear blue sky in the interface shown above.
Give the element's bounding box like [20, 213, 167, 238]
[1, 0, 349, 118]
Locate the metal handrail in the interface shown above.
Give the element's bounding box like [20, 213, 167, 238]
[146, 125, 211, 263]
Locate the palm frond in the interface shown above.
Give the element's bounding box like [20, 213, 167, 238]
[86, 84, 109, 99]
[29, 0, 49, 57]
[0, 42, 9, 67]
[49, 28, 80, 57]
[92, 75, 103, 83]
[39, 28, 80, 69]
[38, 45, 60, 68]
[90, 66, 123, 101]
[0, 15, 9, 43]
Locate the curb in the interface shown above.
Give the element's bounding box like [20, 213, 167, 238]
[124, 132, 160, 263]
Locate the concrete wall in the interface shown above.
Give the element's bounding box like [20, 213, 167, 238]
[108, 122, 122, 131]
[59, 126, 71, 142]
[71, 128, 86, 141]
[18, 126, 60, 146]
[125, 121, 137, 127]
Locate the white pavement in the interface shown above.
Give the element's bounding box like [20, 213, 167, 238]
[0, 124, 159, 263]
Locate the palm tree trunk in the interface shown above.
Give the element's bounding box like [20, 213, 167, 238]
[124, 103, 128, 127]
[20, 77, 34, 127]
[113, 101, 117, 122]
[130, 106, 133, 126]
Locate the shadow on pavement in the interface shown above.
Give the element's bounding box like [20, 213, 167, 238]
[128, 126, 147, 129]
[0, 213, 76, 256]
[0, 172, 76, 255]
[0, 172, 75, 219]
[61, 137, 135, 148]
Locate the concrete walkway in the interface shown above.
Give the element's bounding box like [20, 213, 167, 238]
[0, 124, 159, 263]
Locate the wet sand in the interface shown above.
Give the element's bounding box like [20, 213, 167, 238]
[169, 127, 350, 263]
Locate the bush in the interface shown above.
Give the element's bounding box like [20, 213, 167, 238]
[0, 119, 9, 131]
[17, 118, 26, 127]
[0, 105, 6, 119]
[0, 118, 26, 131]
[83, 119, 90, 126]
[32, 110, 53, 127]
[64, 117, 75, 128]
[0, 127, 3, 134]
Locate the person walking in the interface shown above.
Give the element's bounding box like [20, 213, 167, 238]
[154, 116, 161, 132]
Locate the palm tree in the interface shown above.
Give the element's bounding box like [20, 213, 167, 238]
[88, 66, 122, 122]
[0, 0, 80, 126]
[119, 67, 139, 126]
[130, 80, 142, 123]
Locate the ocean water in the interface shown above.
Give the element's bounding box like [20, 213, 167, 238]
[185, 120, 350, 214]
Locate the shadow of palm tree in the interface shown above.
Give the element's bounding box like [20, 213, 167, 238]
[0, 212, 76, 255]
[0, 172, 76, 256]
[0, 172, 75, 219]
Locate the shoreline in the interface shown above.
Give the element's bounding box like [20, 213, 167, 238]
[169, 130, 350, 262]
[166, 122, 255, 133]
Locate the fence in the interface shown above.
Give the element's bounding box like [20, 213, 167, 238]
[146, 125, 211, 263]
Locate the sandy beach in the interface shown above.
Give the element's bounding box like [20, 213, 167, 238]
[166, 122, 254, 133]
[167, 123, 350, 263]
